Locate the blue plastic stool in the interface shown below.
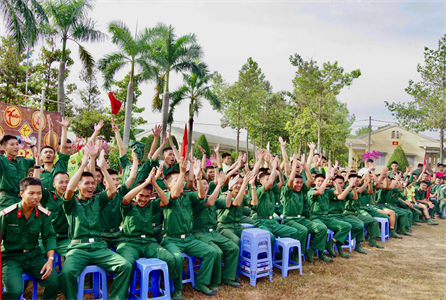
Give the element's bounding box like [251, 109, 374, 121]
[374, 217, 390, 242]
[53, 252, 62, 274]
[273, 238, 302, 277]
[238, 228, 273, 286]
[129, 258, 170, 300]
[442, 206, 446, 217]
[333, 231, 355, 253]
[181, 253, 195, 288]
[241, 223, 254, 228]
[22, 273, 38, 300]
[77, 265, 108, 300]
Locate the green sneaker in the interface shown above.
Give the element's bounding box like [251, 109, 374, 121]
[427, 218, 439, 225]
[305, 248, 315, 264]
[439, 215, 446, 219]
[389, 230, 403, 239]
[172, 290, 183, 300]
[418, 218, 427, 223]
[412, 222, 422, 226]
[234, 276, 241, 283]
[210, 284, 219, 292]
[354, 243, 367, 254]
[326, 239, 337, 257]
[222, 278, 240, 288]
[397, 229, 412, 236]
[318, 252, 334, 263]
[336, 242, 350, 258]
[195, 283, 217, 296]
[369, 239, 384, 249]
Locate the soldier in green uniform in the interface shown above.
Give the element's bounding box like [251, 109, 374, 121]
[0, 134, 36, 209]
[192, 169, 240, 291]
[281, 155, 331, 263]
[329, 175, 367, 255]
[1, 177, 60, 299]
[60, 144, 132, 300]
[429, 176, 442, 215]
[307, 168, 353, 259]
[160, 158, 219, 299]
[414, 181, 438, 224]
[343, 173, 384, 249]
[253, 156, 301, 259]
[439, 184, 446, 219]
[117, 167, 180, 298]
[216, 173, 258, 246]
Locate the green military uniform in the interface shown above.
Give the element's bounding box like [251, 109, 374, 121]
[94, 182, 105, 194]
[41, 189, 70, 256]
[414, 187, 435, 218]
[281, 183, 327, 253]
[99, 185, 129, 248]
[150, 193, 165, 243]
[307, 188, 352, 244]
[120, 155, 158, 190]
[253, 184, 300, 250]
[216, 193, 252, 246]
[0, 155, 35, 210]
[359, 186, 390, 219]
[40, 153, 70, 191]
[344, 186, 381, 245]
[439, 186, 446, 217]
[160, 191, 217, 292]
[117, 198, 178, 283]
[328, 190, 365, 245]
[429, 184, 442, 214]
[376, 188, 410, 231]
[1, 202, 60, 299]
[191, 195, 239, 286]
[60, 191, 132, 300]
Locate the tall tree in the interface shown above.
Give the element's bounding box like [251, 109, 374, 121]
[354, 126, 370, 137]
[43, 0, 104, 116]
[78, 66, 102, 111]
[169, 68, 220, 154]
[289, 54, 361, 152]
[385, 35, 446, 163]
[148, 23, 204, 136]
[1, 0, 47, 55]
[98, 20, 155, 146]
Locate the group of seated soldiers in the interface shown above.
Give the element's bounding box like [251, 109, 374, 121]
[0, 117, 444, 300]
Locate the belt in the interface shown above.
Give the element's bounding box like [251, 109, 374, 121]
[166, 233, 191, 239]
[283, 215, 301, 219]
[258, 216, 274, 220]
[6, 247, 37, 254]
[0, 191, 20, 197]
[193, 228, 215, 233]
[71, 238, 102, 244]
[102, 228, 120, 233]
[124, 235, 151, 239]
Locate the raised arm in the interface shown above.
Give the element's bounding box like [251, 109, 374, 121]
[205, 171, 225, 207]
[151, 132, 167, 161]
[214, 143, 222, 169]
[122, 168, 156, 206]
[124, 151, 139, 189]
[288, 155, 298, 188]
[314, 168, 332, 197]
[170, 158, 187, 200]
[193, 159, 205, 200]
[149, 125, 162, 158]
[56, 117, 70, 155]
[249, 173, 258, 206]
[98, 149, 117, 199]
[279, 137, 290, 177]
[307, 142, 315, 167]
[168, 132, 181, 162]
[264, 156, 279, 191]
[88, 119, 104, 144]
[65, 146, 90, 200]
[301, 154, 314, 188]
[87, 140, 100, 175]
[335, 180, 351, 200]
[47, 115, 56, 149]
[152, 167, 168, 207]
[112, 120, 126, 157]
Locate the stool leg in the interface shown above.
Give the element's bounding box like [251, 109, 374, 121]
[162, 268, 171, 297]
[93, 272, 100, 299]
[32, 278, 38, 300]
[101, 270, 108, 300]
[140, 269, 149, 300]
[151, 270, 160, 298]
[188, 257, 195, 288]
[282, 245, 289, 278]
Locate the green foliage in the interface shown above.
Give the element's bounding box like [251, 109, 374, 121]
[140, 137, 148, 144]
[385, 35, 446, 162]
[70, 110, 114, 142]
[107, 144, 121, 172]
[355, 126, 370, 137]
[386, 146, 409, 172]
[193, 134, 211, 160]
[120, 126, 136, 142]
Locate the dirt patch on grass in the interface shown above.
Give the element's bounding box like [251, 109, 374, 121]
[25, 219, 446, 300]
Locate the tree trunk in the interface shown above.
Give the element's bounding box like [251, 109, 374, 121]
[298, 137, 302, 155]
[260, 132, 263, 149]
[440, 129, 444, 163]
[236, 128, 240, 153]
[57, 61, 66, 115]
[187, 114, 194, 157]
[123, 80, 134, 146]
[317, 99, 322, 154]
[246, 128, 249, 159]
[161, 71, 170, 137]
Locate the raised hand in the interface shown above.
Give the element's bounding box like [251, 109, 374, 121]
[334, 160, 339, 170]
[193, 159, 202, 177]
[229, 175, 240, 190]
[131, 150, 138, 161]
[47, 114, 53, 130]
[214, 143, 220, 153]
[179, 158, 187, 173]
[97, 149, 107, 169]
[89, 140, 101, 157]
[111, 119, 119, 133]
[279, 137, 286, 148]
[152, 125, 162, 137]
[161, 131, 167, 146]
[217, 171, 226, 186]
[154, 166, 163, 180]
[146, 168, 156, 184]
[198, 145, 206, 154]
[20, 135, 36, 146]
[57, 117, 70, 128]
[94, 120, 104, 132]
[243, 171, 255, 185]
[308, 142, 316, 150]
[210, 156, 217, 166]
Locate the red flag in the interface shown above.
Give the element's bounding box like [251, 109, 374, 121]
[181, 124, 188, 159]
[108, 92, 122, 115]
[423, 154, 427, 166]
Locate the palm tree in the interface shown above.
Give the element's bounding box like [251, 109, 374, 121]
[1, 0, 47, 55]
[148, 23, 204, 135]
[43, 0, 104, 116]
[98, 20, 156, 146]
[169, 69, 220, 154]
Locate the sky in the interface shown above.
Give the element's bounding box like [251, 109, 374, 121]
[1, 0, 445, 141]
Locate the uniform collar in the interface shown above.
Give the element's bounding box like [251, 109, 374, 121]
[17, 201, 39, 218]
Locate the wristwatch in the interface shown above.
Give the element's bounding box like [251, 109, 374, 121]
[48, 256, 54, 260]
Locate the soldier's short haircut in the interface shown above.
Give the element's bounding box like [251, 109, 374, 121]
[20, 177, 42, 192]
[1, 135, 18, 146]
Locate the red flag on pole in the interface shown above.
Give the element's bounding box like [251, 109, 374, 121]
[181, 124, 188, 159]
[423, 154, 427, 166]
[108, 92, 122, 115]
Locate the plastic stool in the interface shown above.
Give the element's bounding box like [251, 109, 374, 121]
[129, 258, 170, 300]
[273, 238, 302, 277]
[182, 253, 195, 288]
[241, 223, 254, 228]
[53, 252, 62, 273]
[333, 231, 356, 253]
[238, 228, 273, 286]
[374, 217, 390, 242]
[442, 206, 446, 217]
[77, 265, 108, 300]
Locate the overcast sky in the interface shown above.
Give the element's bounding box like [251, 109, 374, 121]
[2, 0, 445, 141]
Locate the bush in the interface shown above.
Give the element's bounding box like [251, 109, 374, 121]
[386, 145, 409, 171]
[193, 134, 211, 160]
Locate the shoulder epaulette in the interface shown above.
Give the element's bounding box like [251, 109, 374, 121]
[37, 206, 50, 216]
[1, 204, 18, 216]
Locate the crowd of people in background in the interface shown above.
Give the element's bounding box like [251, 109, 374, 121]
[0, 117, 444, 300]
